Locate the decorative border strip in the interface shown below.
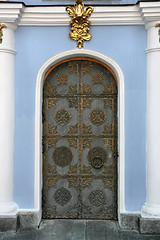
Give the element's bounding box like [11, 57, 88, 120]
[146, 48, 160, 54]
[0, 3, 143, 26]
[0, 48, 16, 54]
[0, 2, 160, 26]
[19, 5, 143, 26]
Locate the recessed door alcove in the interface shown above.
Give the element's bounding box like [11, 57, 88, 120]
[42, 57, 118, 220]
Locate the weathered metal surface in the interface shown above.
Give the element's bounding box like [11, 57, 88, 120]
[42, 59, 118, 220]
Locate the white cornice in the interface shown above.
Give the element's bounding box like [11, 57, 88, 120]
[0, 2, 160, 26]
[139, 2, 160, 24]
[0, 3, 24, 24]
[19, 5, 143, 26]
[19, 6, 69, 26]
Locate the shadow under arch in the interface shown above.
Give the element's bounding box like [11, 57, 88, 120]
[34, 49, 125, 224]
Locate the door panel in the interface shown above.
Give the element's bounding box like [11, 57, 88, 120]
[42, 59, 118, 219]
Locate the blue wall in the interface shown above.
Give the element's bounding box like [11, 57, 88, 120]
[14, 25, 147, 211]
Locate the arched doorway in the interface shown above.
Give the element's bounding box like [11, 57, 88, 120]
[42, 57, 118, 220]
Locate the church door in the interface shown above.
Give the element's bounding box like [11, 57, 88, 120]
[42, 58, 118, 220]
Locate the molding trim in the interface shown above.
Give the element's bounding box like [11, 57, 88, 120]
[0, 3, 24, 24]
[139, 2, 160, 24]
[0, 2, 160, 26]
[34, 49, 125, 224]
[0, 48, 16, 54]
[19, 5, 143, 26]
[146, 48, 160, 54]
[0, 3, 142, 26]
[142, 203, 160, 219]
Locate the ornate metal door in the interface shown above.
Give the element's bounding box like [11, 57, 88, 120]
[42, 58, 118, 220]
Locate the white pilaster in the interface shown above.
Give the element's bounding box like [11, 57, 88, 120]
[0, 23, 18, 214]
[141, 19, 160, 217]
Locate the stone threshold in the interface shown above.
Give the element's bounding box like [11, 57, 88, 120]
[0, 212, 160, 235]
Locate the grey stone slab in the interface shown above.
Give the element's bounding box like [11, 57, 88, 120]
[39, 219, 74, 239]
[136, 235, 160, 240]
[118, 229, 160, 240]
[39, 220, 56, 231]
[118, 230, 141, 240]
[0, 215, 18, 232]
[105, 229, 119, 240]
[39, 220, 73, 240]
[71, 220, 86, 240]
[38, 230, 72, 240]
[18, 212, 39, 230]
[139, 217, 160, 235]
[86, 230, 106, 240]
[54, 231, 72, 240]
[53, 219, 73, 232]
[0, 232, 5, 239]
[105, 220, 118, 230]
[37, 231, 57, 240]
[86, 220, 106, 231]
[3, 230, 39, 240]
[105, 222, 119, 240]
[2, 219, 160, 240]
[120, 213, 140, 231]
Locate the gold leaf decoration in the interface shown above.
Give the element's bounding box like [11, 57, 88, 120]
[92, 74, 103, 85]
[68, 123, 78, 135]
[66, 0, 93, 48]
[0, 24, 7, 44]
[82, 124, 92, 135]
[155, 23, 160, 42]
[57, 73, 68, 85]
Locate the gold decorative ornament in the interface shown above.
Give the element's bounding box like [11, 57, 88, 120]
[89, 108, 107, 126]
[155, 23, 160, 42]
[0, 24, 7, 44]
[57, 73, 68, 85]
[54, 108, 72, 126]
[66, 0, 93, 48]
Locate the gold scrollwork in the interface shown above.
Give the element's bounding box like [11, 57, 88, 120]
[155, 23, 160, 42]
[66, 0, 93, 48]
[0, 24, 7, 44]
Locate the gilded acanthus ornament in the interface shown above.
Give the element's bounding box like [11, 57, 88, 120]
[66, 0, 93, 48]
[155, 23, 160, 42]
[0, 24, 7, 44]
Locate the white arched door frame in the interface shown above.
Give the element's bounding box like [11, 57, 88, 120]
[34, 49, 125, 223]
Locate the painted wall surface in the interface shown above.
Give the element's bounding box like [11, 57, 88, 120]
[8, 0, 138, 6]
[14, 25, 147, 211]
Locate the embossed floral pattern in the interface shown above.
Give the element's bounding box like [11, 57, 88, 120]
[47, 138, 78, 175]
[47, 99, 78, 136]
[46, 179, 78, 216]
[82, 99, 114, 135]
[82, 179, 113, 215]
